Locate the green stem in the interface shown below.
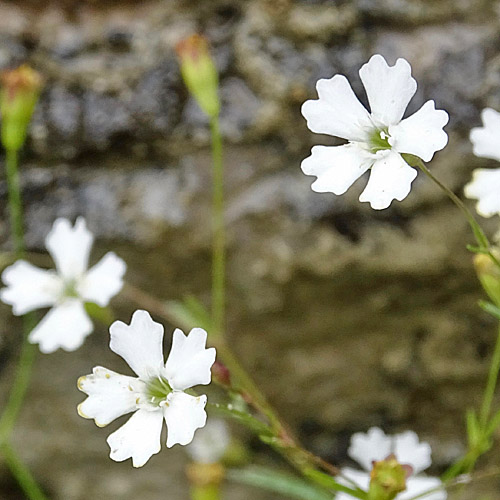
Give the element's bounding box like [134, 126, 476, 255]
[0, 316, 37, 441]
[1, 442, 48, 500]
[480, 324, 500, 427]
[1, 147, 44, 496]
[5, 148, 25, 255]
[408, 156, 499, 268]
[210, 115, 225, 339]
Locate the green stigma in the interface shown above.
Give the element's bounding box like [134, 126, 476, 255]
[370, 128, 392, 153]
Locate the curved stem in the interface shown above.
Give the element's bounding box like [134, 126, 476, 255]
[480, 324, 500, 427]
[407, 155, 500, 268]
[1, 442, 48, 500]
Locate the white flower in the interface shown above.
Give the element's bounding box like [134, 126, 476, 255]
[336, 427, 446, 500]
[464, 108, 500, 218]
[77, 310, 217, 467]
[0, 217, 126, 353]
[186, 419, 230, 464]
[301, 54, 449, 210]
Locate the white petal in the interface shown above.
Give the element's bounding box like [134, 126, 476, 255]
[29, 299, 93, 353]
[470, 108, 500, 161]
[389, 101, 449, 161]
[301, 144, 373, 195]
[77, 252, 126, 306]
[359, 54, 417, 126]
[393, 431, 432, 474]
[186, 419, 230, 464]
[45, 217, 94, 280]
[164, 328, 216, 391]
[348, 427, 392, 471]
[359, 152, 417, 209]
[77, 366, 145, 427]
[399, 476, 447, 500]
[336, 468, 370, 500]
[109, 310, 164, 379]
[0, 260, 62, 315]
[164, 392, 207, 447]
[464, 168, 500, 217]
[302, 74, 372, 142]
[107, 408, 163, 467]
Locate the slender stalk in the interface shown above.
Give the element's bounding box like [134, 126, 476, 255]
[190, 484, 221, 500]
[1, 148, 43, 496]
[1, 442, 48, 500]
[409, 156, 500, 268]
[210, 116, 225, 338]
[5, 148, 25, 255]
[0, 316, 37, 440]
[480, 324, 500, 427]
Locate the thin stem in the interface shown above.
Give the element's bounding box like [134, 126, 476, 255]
[480, 324, 500, 427]
[210, 115, 225, 338]
[0, 316, 37, 441]
[190, 484, 221, 500]
[409, 156, 499, 268]
[5, 148, 25, 255]
[1, 442, 48, 500]
[1, 148, 44, 497]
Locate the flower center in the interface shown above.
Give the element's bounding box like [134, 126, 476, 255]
[370, 128, 392, 153]
[146, 376, 173, 407]
[62, 279, 79, 299]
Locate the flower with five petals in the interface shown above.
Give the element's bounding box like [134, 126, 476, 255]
[0, 217, 126, 353]
[77, 310, 216, 467]
[301, 54, 449, 209]
[336, 427, 446, 500]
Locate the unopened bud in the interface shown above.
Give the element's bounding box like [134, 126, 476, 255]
[176, 34, 220, 118]
[474, 253, 500, 306]
[0, 64, 42, 151]
[212, 361, 231, 387]
[368, 454, 410, 500]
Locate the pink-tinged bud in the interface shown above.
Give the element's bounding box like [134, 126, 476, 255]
[176, 34, 220, 118]
[212, 361, 231, 387]
[0, 64, 42, 151]
[368, 454, 409, 500]
[474, 253, 500, 307]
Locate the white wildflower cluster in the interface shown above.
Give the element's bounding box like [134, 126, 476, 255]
[1, 51, 498, 500]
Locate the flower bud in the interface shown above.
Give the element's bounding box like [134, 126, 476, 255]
[176, 34, 220, 118]
[368, 454, 410, 500]
[211, 360, 231, 387]
[0, 65, 42, 152]
[474, 253, 500, 306]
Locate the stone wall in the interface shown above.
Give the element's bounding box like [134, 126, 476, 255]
[0, 0, 500, 498]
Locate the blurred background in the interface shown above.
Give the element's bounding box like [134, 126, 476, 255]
[0, 0, 500, 498]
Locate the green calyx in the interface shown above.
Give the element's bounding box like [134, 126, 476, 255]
[367, 455, 408, 500]
[146, 376, 173, 406]
[370, 128, 392, 153]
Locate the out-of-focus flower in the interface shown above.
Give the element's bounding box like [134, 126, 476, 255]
[78, 310, 216, 467]
[0, 217, 126, 353]
[0, 64, 42, 151]
[176, 34, 220, 118]
[301, 54, 449, 210]
[336, 427, 446, 500]
[186, 419, 230, 464]
[464, 108, 500, 218]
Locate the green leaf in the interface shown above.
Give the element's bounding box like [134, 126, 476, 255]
[227, 466, 334, 500]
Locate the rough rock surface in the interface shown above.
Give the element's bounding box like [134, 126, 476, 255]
[0, 0, 500, 498]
